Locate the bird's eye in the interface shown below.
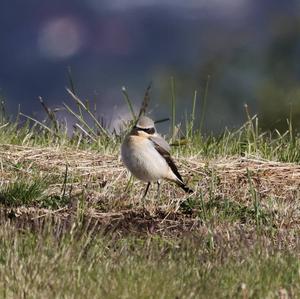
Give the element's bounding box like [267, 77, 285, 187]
[143, 128, 155, 134]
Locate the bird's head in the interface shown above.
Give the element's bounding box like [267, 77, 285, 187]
[131, 116, 156, 137]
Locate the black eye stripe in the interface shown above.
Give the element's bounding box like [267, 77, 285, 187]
[135, 126, 155, 134]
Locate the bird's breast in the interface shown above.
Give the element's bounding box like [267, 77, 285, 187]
[121, 136, 169, 182]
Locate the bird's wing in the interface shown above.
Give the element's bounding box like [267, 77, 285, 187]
[149, 137, 183, 183]
[149, 134, 171, 153]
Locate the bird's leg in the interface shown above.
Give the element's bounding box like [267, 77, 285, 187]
[142, 182, 151, 200]
[156, 180, 161, 200]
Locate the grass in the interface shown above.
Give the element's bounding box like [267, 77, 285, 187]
[0, 179, 46, 207]
[0, 223, 300, 299]
[1, 85, 300, 298]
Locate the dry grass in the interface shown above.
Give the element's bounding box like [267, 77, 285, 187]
[1, 143, 300, 237]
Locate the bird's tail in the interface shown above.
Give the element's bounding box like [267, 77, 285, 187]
[177, 180, 194, 194]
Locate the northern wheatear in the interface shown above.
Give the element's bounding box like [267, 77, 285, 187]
[121, 116, 193, 198]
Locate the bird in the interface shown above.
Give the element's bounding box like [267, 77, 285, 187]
[121, 116, 193, 198]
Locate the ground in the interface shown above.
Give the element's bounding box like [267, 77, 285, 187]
[1, 140, 300, 298]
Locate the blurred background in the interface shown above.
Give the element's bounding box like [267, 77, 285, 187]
[1, 0, 300, 134]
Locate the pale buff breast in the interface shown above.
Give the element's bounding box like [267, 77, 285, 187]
[121, 135, 171, 182]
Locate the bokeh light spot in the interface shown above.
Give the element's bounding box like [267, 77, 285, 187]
[38, 17, 83, 59]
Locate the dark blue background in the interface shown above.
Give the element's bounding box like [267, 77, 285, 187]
[1, 1, 300, 132]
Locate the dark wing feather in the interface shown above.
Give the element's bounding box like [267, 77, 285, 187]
[150, 139, 194, 193]
[151, 139, 184, 183]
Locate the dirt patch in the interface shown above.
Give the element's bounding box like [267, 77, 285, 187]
[0, 206, 202, 237]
